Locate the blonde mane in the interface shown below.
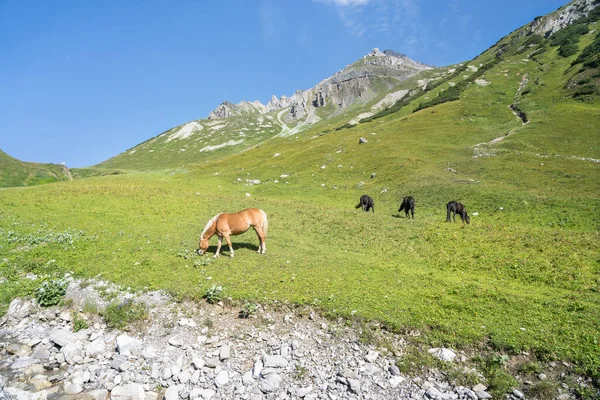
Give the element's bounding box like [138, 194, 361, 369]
[200, 213, 222, 238]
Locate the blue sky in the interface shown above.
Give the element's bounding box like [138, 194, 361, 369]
[1, 0, 568, 167]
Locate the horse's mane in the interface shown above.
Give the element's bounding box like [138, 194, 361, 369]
[201, 213, 222, 238]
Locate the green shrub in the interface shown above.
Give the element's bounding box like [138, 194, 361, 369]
[72, 312, 88, 332]
[558, 42, 579, 58]
[204, 284, 223, 304]
[36, 278, 68, 307]
[550, 23, 589, 47]
[239, 302, 257, 318]
[523, 34, 543, 46]
[102, 299, 148, 330]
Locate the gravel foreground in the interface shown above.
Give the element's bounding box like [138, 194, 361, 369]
[0, 276, 592, 400]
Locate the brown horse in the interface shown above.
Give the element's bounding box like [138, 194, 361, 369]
[197, 208, 268, 258]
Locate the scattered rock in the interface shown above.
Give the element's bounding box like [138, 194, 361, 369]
[428, 348, 457, 362]
[110, 384, 145, 400]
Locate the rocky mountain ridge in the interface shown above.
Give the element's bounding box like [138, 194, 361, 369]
[207, 48, 432, 124]
[527, 0, 598, 36]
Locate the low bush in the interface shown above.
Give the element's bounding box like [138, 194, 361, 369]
[36, 277, 68, 307]
[102, 299, 148, 330]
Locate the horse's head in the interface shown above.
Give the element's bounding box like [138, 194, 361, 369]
[465, 215, 471, 224]
[197, 237, 209, 255]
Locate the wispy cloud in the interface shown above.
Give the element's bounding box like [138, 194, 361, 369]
[259, 0, 284, 43]
[316, 0, 425, 41]
[318, 0, 371, 6]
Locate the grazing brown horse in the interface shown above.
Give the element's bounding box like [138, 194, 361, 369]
[446, 201, 470, 224]
[398, 196, 415, 219]
[197, 208, 268, 258]
[356, 194, 375, 213]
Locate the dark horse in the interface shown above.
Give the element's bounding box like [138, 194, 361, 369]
[398, 196, 415, 219]
[446, 201, 470, 224]
[356, 195, 375, 213]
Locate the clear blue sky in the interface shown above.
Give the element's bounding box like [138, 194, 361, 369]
[1, 0, 568, 167]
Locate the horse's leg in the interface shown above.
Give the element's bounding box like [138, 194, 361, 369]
[214, 236, 223, 258]
[223, 233, 235, 258]
[411, 208, 414, 219]
[254, 227, 266, 254]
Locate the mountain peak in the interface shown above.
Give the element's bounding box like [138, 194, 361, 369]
[365, 48, 386, 57]
[364, 48, 408, 59]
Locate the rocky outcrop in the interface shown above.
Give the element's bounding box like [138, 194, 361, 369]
[527, 0, 598, 37]
[207, 100, 266, 119]
[207, 48, 432, 126]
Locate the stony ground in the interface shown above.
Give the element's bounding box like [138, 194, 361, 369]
[0, 277, 589, 400]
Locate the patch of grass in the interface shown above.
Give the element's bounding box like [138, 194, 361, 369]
[527, 380, 559, 400]
[294, 364, 310, 381]
[82, 298, 99, 314]
[102, 299, 148, 330]
[478, 354, 518, 397]
[72, 312, 88, 332]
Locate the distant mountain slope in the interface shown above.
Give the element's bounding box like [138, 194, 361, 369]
[96, 49, 431, 171]
[0, 149, 72, 188]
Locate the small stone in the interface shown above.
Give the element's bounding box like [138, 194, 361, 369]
[163, 385, 179, 400]
[347, 378, 360, 393]
[142, 346, 157, 360]
[476, 391, 492, 400]
[426, 387, 442, 399]
[116, 334, 142, 356]
[365, 350, 379, 363]
[242, 371, 254, 385]
[538, 373, 547, 380]
[205, 358, 219, 368]
[199, 389, 215, 400]
[291, 340, 300, 350]
[259, 374, 282, 393]
[167, 337, 183, 348]
[512, 389, 524, 399]
[64, 381, 84, 395]
[192, 357, 205, 370]
[252, 360, 263, 379]
[389, 365, 400, 376]
[389, 376, 405, 388]
[111, 383, 145, 400]
[297, 385, 313, 398]
[178, 371, 191, 384]
[49, 329, 78, 348]
[214, 371, 229, 388]
[428, 348, 457, 362]
[263, 355, 288, 368]
[472, 384, 487, 392]
[219, 345, 230, 361]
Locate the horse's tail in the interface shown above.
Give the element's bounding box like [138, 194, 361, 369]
[260, 209, 268, 237]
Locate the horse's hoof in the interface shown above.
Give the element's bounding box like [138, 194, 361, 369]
[230, 254, 235, 258]
[213, 254, 219, 259]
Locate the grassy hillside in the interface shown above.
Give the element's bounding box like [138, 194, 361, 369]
[0, 149, 72, 188]
[1, 3, 599, 397]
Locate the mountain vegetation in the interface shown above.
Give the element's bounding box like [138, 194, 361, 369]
[1, 0, 599, 396]
[0, 149, 72, 188]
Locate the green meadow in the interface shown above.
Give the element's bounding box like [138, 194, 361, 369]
[1, 11, 599, 388]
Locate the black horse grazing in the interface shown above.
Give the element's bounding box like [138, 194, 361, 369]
[446, 201, 470, 224]
[398, 196, 415, 219]
[356, 195, 375, 213]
